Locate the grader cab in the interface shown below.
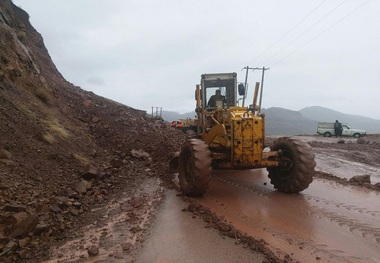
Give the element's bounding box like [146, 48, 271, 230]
[174, 72, 315, 196]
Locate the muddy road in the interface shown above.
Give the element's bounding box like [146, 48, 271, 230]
[41, 135, 380, 262]
[197, 169, 380, 262]
[187, 135, 380, 262]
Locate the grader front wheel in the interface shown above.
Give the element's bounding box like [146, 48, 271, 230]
[178, 139, 212, 196]
[267, 137, 315, 193]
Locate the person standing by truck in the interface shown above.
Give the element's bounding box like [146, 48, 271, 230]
[334, 120, 343, 137]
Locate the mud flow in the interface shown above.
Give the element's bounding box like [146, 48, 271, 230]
[194, 168, 380, 263]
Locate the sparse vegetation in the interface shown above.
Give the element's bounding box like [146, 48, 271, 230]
[42, 119, 69, 139]
[36, 120, 69, 144]
[34, 87, 51, 105]
[71, 152, 90, 165]
[15, 103, 38, 121]
[16, 30, 26, 41]
[41, 132, 55, 144]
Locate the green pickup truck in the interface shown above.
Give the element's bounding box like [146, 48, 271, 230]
[317, 122, 367, 138]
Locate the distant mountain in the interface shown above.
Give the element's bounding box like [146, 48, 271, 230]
[161, 106, 380, 135]
[262, 107, 318, 135]
[161, 110, 196, 122]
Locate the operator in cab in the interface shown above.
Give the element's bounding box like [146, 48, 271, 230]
[208, 90, 226, 107]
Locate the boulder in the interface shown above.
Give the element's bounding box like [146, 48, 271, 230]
[0, 241, 18, 256]
[81, 164, 99, 180]
[33, 223, 49, 235]
[75, 180, 92, 194]
[7, 214, 39, 238]
[110, 158, 123, 168]
[88, 245, 99, 256]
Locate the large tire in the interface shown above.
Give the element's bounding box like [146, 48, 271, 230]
[178, 139, 212, 196]
[267, 137, 315, 193]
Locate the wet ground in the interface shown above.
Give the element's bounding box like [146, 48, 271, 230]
[42, 135, 380, 263]
[196, 169, 380, 262]
[135, 190, 266, 263]
[42, 177, 165, 263]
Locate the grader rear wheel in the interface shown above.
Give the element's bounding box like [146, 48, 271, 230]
[178, 139, 212, 196]
[267, 137, 315, 193]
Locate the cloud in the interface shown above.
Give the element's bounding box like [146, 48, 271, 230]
[13, 0, 380, 119]
[86, 76, 106, 86]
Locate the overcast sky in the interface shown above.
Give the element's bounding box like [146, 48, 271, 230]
[13, 0, 380, 119]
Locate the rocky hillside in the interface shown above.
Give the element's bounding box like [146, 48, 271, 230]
[0, 1, 184, 261]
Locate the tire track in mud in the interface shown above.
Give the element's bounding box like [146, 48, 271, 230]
[218, 173, 380, 244]
[185, 136, 380, 262]
[215, 176, 272, 197]
[304, 195, 380, 218]
[218, 173, 380, 218]
[199, 173, 322, 261]
[198, 178, 324, 261]
[305, 199, 380, 245]
[200, 171, 380, 263]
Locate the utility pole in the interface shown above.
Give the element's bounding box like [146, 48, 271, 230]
[151, 106, 162, 119]
[253, 67, 269, 113]
[242, 66, 256, 107]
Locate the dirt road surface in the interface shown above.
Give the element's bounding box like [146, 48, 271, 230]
[196, 169, 380, 262]
[135, 135, 380, 263]
[2, 3, 379, 261]
[135, 190, 267, 263]
[41, 135, 380, 262]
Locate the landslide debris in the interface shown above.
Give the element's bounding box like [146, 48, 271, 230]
[0, 1, 185, 261]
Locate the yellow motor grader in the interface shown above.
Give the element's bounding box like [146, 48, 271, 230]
[172, 72, 315, 196]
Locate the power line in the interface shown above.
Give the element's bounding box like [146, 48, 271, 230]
[270, 0, 370, 67]
[260, 0, 347, 66]
[249, 0, 328, 65]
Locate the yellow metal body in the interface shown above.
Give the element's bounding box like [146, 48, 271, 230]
[198, 107, 278, 169]
[193, 73, 279, 170]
